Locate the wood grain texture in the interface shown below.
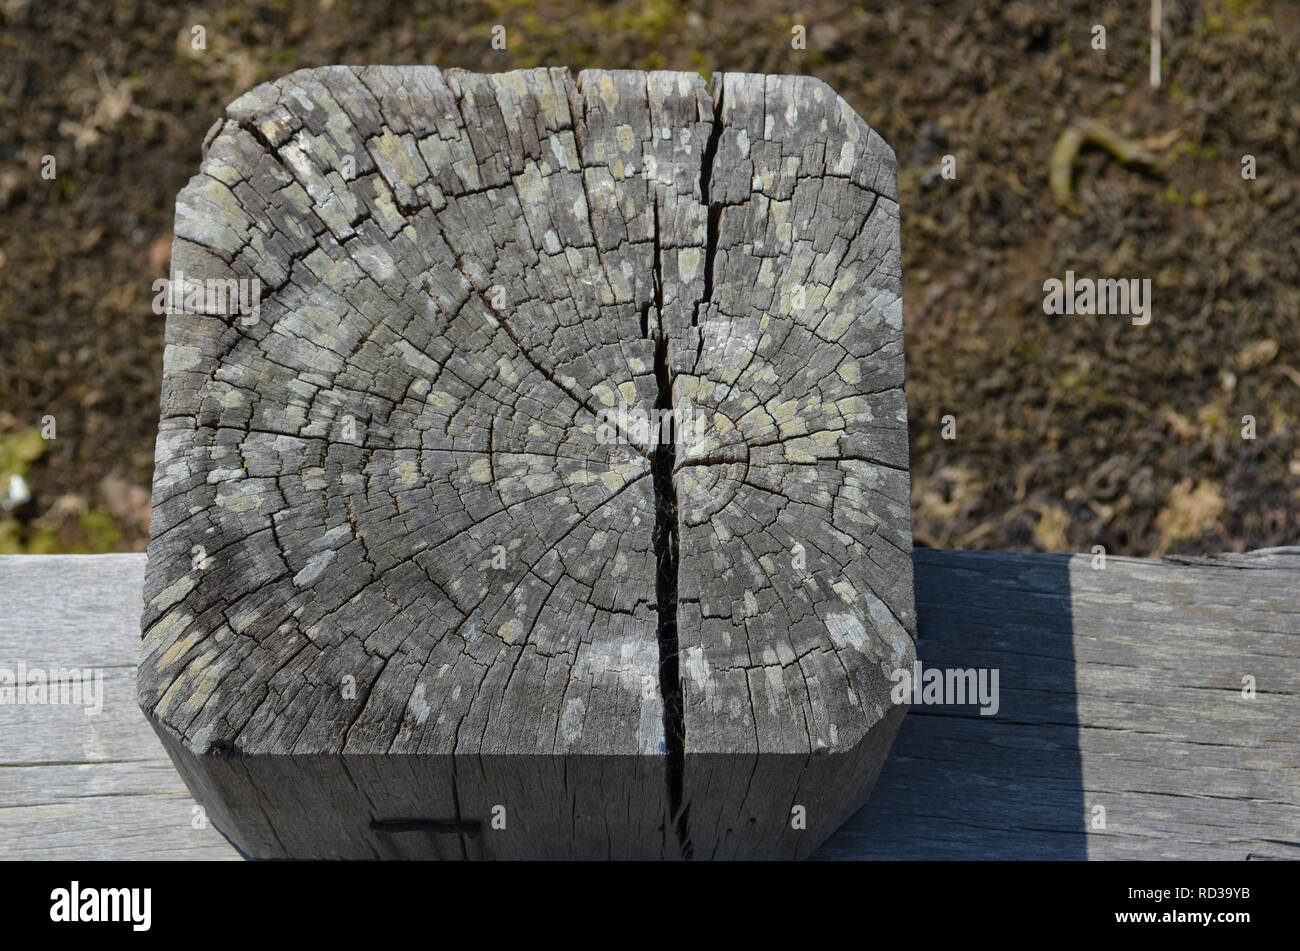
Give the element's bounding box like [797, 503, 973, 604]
[137, 66, 912, 859]
[2, 549, 1295, 859]
[821, 547, 1300, 860]
[0, 555, 239, 861]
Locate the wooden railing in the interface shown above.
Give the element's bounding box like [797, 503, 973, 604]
[2, 547, 1295, 859]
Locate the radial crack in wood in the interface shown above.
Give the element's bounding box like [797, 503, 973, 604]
[138, 66, 914, 860]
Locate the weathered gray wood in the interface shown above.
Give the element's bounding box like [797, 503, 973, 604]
[674, 72, 910, 859]
[139, 66, 912, 859]
[0, 555, 239, 860]
[2, 549, 1296, 859]
[821, 547, 1300, 860]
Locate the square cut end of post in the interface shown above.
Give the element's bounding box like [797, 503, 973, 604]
[139, 66, 914, 860]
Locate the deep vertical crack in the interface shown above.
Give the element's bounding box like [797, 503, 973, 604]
[695, 78, 724, 328]
[648, 189, 689, 857]
[652, 294, 689, 859]
[653, 76, 724, 860]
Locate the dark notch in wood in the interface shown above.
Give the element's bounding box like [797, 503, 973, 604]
[371, 817, 483, 838]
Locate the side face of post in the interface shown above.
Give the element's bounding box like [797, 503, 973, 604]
[139, 66, 914, 859]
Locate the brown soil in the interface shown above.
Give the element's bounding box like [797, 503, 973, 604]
[1, 0, 1297, 555]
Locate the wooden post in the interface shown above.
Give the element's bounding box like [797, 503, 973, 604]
[138, 66, 913, 859]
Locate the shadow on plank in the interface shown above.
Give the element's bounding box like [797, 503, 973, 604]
[816, 548, 1084, 859]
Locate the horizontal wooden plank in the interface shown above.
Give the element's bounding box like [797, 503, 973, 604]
[1, 549, 1296, 860]
[817, 547, 1300, 860]
[0, 554, 238, 860]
